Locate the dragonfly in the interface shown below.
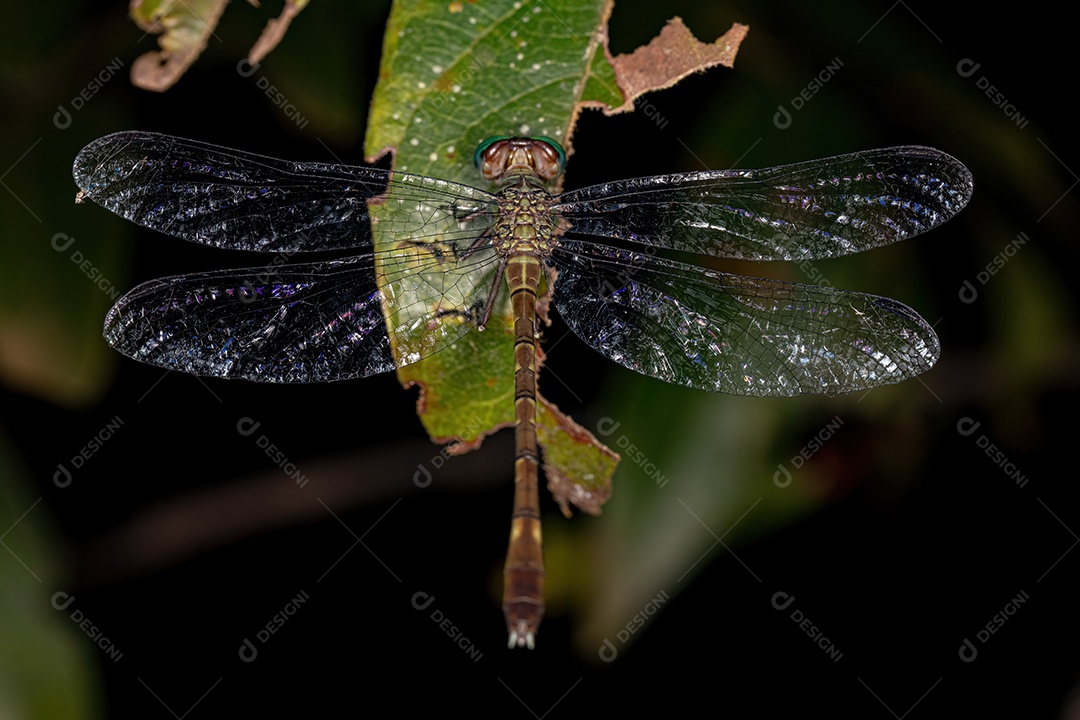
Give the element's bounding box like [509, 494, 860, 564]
[73, 131, 972, 648]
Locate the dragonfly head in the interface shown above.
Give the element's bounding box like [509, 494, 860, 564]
[474, 136, 566, 183]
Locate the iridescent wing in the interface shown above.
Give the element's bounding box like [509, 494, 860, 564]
[75, 132, 503, 381]
[548, 146, 970, 395]
[554, 146, 972, 261]
[102, 249, 504, 382]
[73, 131, 495, 252]
[550, 240, 939, 396]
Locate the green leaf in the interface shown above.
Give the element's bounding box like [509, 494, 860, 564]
[364, 0, 618, 502]
[366, 0, 615, 177]
[537, 399, 620, 516]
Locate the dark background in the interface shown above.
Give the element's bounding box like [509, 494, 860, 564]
[1, 1, 1075, 717]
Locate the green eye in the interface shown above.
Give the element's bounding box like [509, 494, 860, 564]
[473, 135, 567, 174]
[474, 135, 511, 167]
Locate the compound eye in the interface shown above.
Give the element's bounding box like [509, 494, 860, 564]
[474, 135, 511, 168]
[533, 136, 566, 175]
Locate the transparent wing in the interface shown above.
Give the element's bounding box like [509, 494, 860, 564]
[554, 146, 972, 261]
[550, 240, 938, 396]
[103, 246, 503, 382]
[75, 131, 505, 381]
[73, 131, 497, 252]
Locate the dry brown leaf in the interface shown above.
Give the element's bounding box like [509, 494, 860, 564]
[129, 0, 306, 92]
[249, 0, 308, 65]
[129, 0, 228, 92]
[603, 16, 749, 115]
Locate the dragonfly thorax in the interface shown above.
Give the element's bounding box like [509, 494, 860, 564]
[476, 137, 566, 258]
[491, 175, 561, 258]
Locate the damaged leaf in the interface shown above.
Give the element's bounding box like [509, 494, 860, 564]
[366, 0, 619, 490]
[584, 16, 749, 115]
[249, 0, 310, 65]
[366, 1, 746, 516]
[129, 0, 307, 91]
[129, 0, 227, 92]
[538, 399, 619, 517]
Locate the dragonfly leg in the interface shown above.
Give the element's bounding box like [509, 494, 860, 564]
[476, 255, 508, 331]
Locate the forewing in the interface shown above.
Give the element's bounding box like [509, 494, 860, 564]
[73, 131, 496, 252]
[554, 146, 972, 261]
[550, 241, 939, 396]
[104, 246, 502, 383]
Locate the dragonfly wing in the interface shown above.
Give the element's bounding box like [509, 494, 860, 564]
[554, 146, 972, 260]
[73, 131, 496, 252]
[104, 248, 502, 383]
[550, 241, 938, 396]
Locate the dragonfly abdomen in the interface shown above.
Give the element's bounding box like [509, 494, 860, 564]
[478, 139, 566, 649]
[502, 251, 545, 649]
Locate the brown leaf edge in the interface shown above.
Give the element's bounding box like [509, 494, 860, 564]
[585, 16, 749, 116]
